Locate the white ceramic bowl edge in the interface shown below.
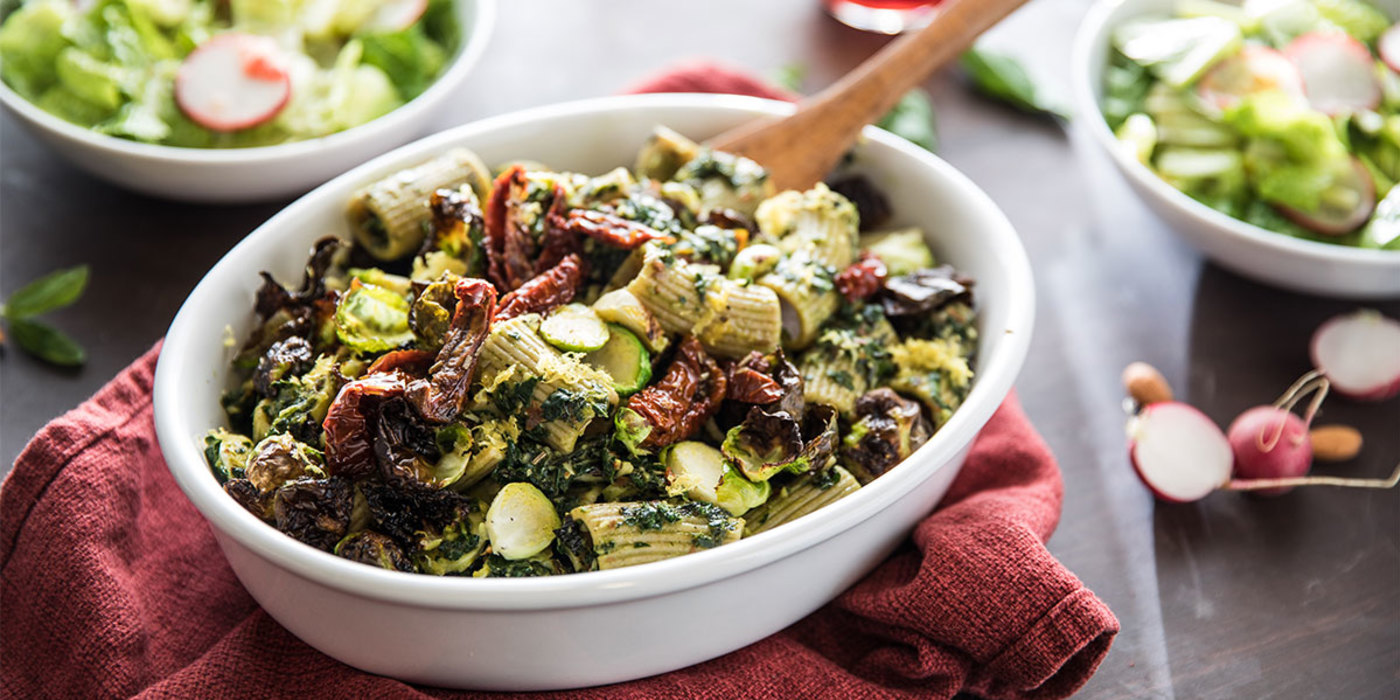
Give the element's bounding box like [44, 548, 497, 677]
[153, 94, 1035, 689]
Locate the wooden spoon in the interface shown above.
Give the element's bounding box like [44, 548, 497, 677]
[708, 0, 1031, 192]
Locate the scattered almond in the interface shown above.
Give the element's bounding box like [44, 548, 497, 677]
[1309, 425, 1363, 462]
[1122, 362, 1173, 406]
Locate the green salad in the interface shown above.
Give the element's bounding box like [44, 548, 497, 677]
[0, 0, 460, 148]
[1103, 0, 1400, 249]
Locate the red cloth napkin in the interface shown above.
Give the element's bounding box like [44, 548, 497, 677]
[0, 67, 1118, 699]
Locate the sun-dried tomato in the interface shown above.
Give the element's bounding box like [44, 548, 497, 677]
[725, 353, 784, 405]
[626, 336, 726, 449]
[554, 209, 673, 249]
[366, 349, 436, 377]
[407, 277, 497, 423]
[494, 254, 584, 322]
[535, 185, 583, 274]
[483, 166, 538, 292]
[323, 371, 409, 480]
[835, 252, 888, 303]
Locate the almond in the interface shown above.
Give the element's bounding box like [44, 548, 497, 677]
[1122, 362, 1173, 406]
[1309, 424, 1363, 462]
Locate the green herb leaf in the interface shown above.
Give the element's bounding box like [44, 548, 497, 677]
[3, 265, 89, 319]
[773, 62, 807, 93]
[959, 48, 1070, 121]
[8, 318, 86, 366]
[877, 89, 939, 153]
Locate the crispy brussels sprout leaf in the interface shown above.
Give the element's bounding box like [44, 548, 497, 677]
[878, 266, 973, 319]
[254, 336, 315, 398]
[334, 279, 415, 352]
[721, 407, 810, 482]
[799, 404, 840, 468]
[415, 506, 486, 575]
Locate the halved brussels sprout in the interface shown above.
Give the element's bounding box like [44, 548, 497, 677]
[860, 228, 936, 276]
[334, 280, 415, 352]
[203, 428, 254, 483]
[408, 273, 461, 352]
[432, 423, 475, 489]
[728, 243, 783, 282]
[635, 126, 701, 181]
[253, 355, 344, 446]
[715, 463, 771, 516]
[485, 482, 561, 560]
[349, 267, 413, 296]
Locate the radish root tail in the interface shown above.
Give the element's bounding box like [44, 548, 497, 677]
[1258, 370, 1330, 452]
[1227, 461, 1400, 491]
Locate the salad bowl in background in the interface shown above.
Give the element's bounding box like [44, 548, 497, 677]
[152, 94, 1034, 690]
[0, 0, 494, 203]
[1072, 0, 1400, 299]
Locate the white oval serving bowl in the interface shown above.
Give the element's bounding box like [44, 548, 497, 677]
[0, 0, 494, 203]
[153, 94, 1035, 690]
[1072, 0, 1400, 299]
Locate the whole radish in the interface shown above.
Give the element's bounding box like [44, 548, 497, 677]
[1227, 406, 1312, 496]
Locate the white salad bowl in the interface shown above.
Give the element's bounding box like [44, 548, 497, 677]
[1072, 0, 1400, 299]
[153, 94, 1035, 690]
[0, 0, 494, 203]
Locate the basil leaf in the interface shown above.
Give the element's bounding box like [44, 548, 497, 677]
[8, 318, 86, 367]
[4, 265, 89, 319]
[960, 48, 1070, 121]
[877, 89, 938, 153]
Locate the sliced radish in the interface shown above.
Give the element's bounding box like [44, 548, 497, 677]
[1278, 157, 1376, 236]
[1197, 45, 1305, 113]
[1129, 402, 1233, 503]
[1310, 310, 1400, 401]
[1381, 24, 1400, 74]
[1284, 31, 1382, 115]
[364, 0, 427, 33]
[175, 33, 291, 132]
[1227, 406, 1312, 496]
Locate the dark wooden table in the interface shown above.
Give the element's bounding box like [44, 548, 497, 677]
[2, 1, 1397, 696]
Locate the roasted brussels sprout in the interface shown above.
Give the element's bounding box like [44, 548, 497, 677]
[203, 429, 254, 483]
[244, 434, 325, 493]
[412, 186, 484, 282]
[840, 389, 933, 484]
[720, 408, 808, 482]
[335, 531, 414, 572]
[372, 396, 445, 487]
[225, 479, 273, 521]
[634, 126, 701, 182]
[272, 477, 353, 551]
[361, 481, 474, 550]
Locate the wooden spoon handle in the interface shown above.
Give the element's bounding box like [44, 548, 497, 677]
[709, 0, 1030, 191]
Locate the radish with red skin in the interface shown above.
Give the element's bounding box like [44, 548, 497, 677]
[365, 0, 428, 33]
[1278, 157, 1376, 236]
[175, 33, 291, 132]
[1284, 31, 1382, 115]
[1310, 310, 1400, 401]
[1380, 24, 1400, 74]
[1197, 46, 1305, 113]
[1227, 406, 1312, 496]
[1129, 401, 1233, 503]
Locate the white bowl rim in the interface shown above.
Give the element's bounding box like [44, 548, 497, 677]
[154, 92, 1035, 611]
[1071, 0, 1400, 268]
[0, 0, 496, 165]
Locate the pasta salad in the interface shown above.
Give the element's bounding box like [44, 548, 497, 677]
[204, 128, 979, 577]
